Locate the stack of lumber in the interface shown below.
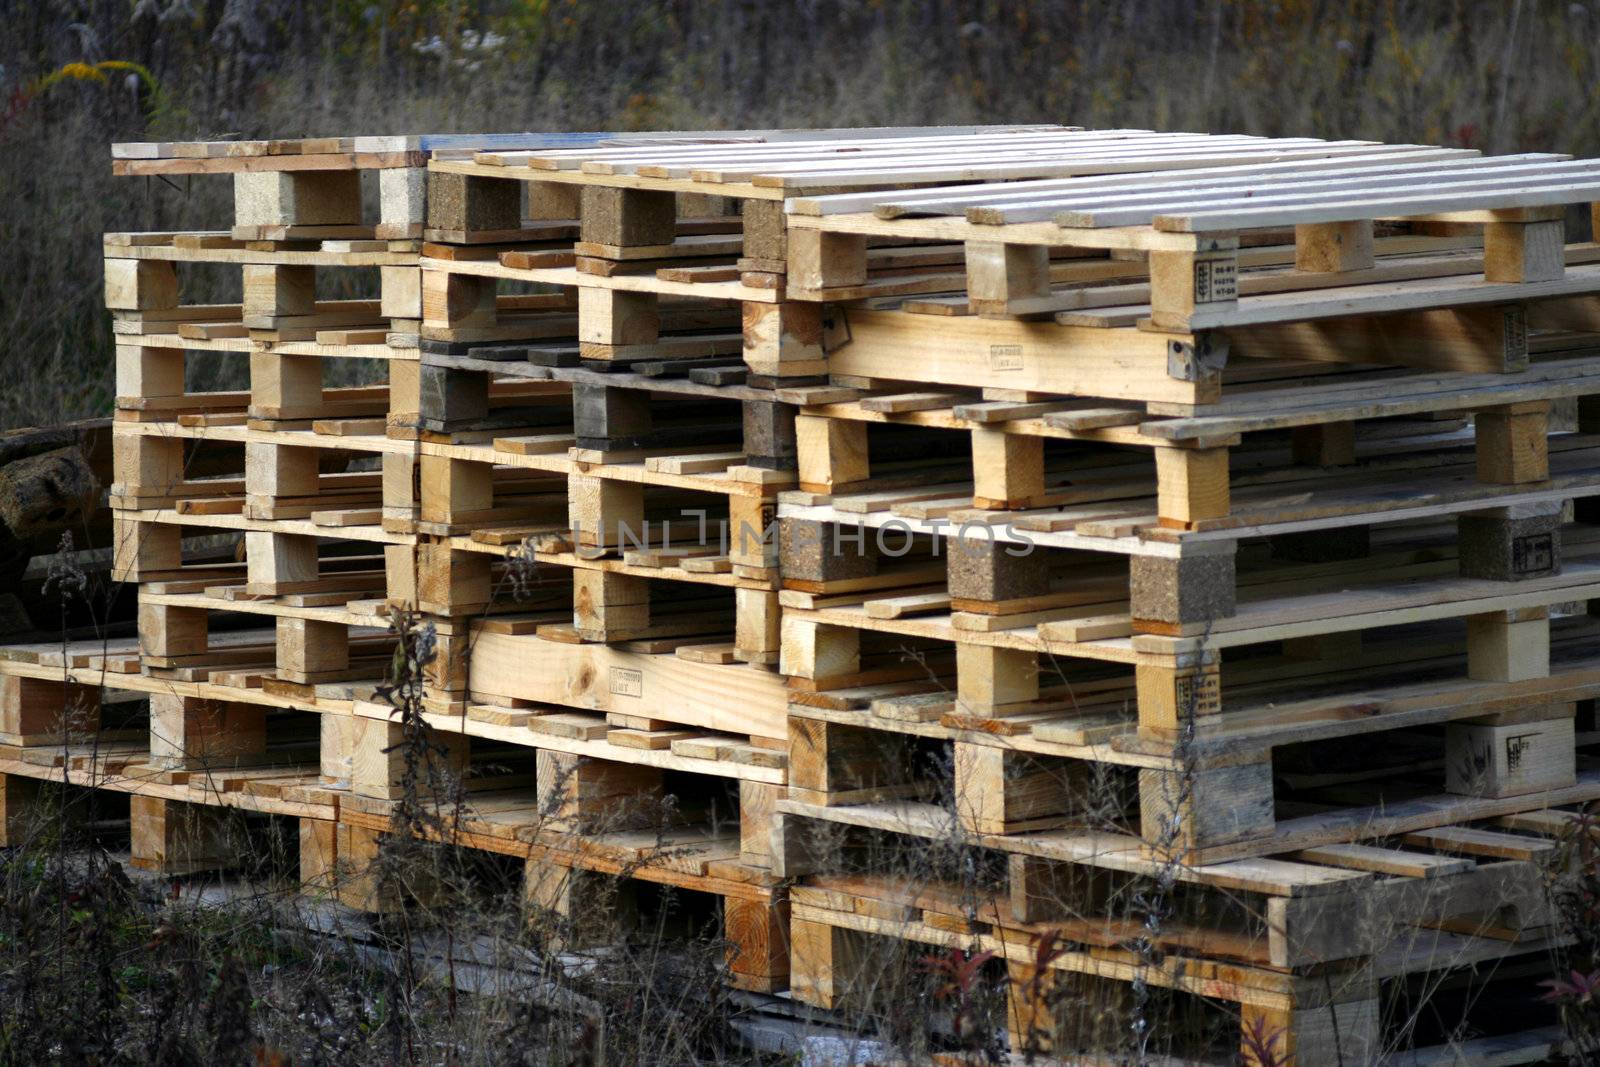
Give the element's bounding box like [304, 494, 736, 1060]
[1, 126, 1597, 1062]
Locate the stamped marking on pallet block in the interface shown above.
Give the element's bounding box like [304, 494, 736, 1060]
[988, 344, 1024, 372]
[608, 666, 643, 698]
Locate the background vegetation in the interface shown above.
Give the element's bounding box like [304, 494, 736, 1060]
[3, 0, 1600, 427]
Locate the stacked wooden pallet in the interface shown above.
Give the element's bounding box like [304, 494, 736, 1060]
[3, 126, 1598, 1061]
[760, 144, 1600, 1061]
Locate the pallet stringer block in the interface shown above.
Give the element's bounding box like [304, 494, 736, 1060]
[1293, 220, 1376, 273]
[789, 916, 868, 1011]
[785, 715, 918, 806]
[245, 529, 320, 595]
[138, 599, 207, 663]
[113, 430, 185, 497]
[245, 438, 320, 510]
[0, 773, 44, 847]
[795, 415, 869, 494]
[1483, 218, 1564, 283]
[148, 693, 268, 769]
[349, 714, 469, 801]
[234, 169, 361, 229]
[422, 268, 497, 333]
[743, 397, 798, 471]
[966, 240, 1052, 317]
[427, 171, 520, 235]
[1466, 606, 1550, 683]
[416, 539, 491, 616]
[574, 381, 652, 450]
[536, 749, 664, 833]
[779, 616, 861, 686]
[1006, 960, 1135, 1057]
[129, 794, 236, 876]
[1138, 754, 1276, 858]
[971, 426, 1046, 509]
[1, 675, 101, 745]
[780, 518, 881, 584]
[1452, 602, 1574, 797]
[1129, 541, 1237, 633]
[115, 342, 184, 401]
[733, 586, 781, 664]
[577, 286, 660, 349]
[418, 362, 489, 427]
[787, 227, 868, 291]
[1239, 977, 1379, 1067]
[1146, 236, 1239, 329]
[113, 514, 182, 582]
[249, 351, 323, 420]
[952, 742, 1081, 834]
[377, 165, 427, 240]
[743, 300, 825, 378]
[104, 258, 178, 312]
[579, 185, 675, 248]
[1154, 444, 1230, 528]
[241, 263, 316, 330]
[380, 263, 422, 319]
[1134, 651, 1222, 739]
[724, 892, 790, 992]
[419, 452, 493, 526]
[569, 472, 645, 554]
[523, 856, 640, 950]
[276, 616, 352, 684]
[738, 779, 779, 867]
[954, 642, 1039, 715]
[1474, 400, 1550, 485]
[572, 568, 651, 641]
[727, 494, 778, 571]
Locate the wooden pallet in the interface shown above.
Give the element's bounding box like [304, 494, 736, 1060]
[780, 577, 1600, 863]
[786, 152, 1600, 316]
[334, 782, 791, 991]
[417, 128, 1083, 367]
[776, 153, 1600, 411]
[425, 130, 1407, 378]
[0, 633, 787, 846]
[785, 859, 1567, 1063]
[103, 231, 416, 350]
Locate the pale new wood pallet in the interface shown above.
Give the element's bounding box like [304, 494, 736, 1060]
[776, 438, 1598, 661]
[401, 351, 793, 657]
[111, 144, 432, 239]
[785, 151, 1600, 316]
[0, 636, 784, 788]
[411, 530, 784, 658]
[424, 131, 1420, 380]
[111, 127, 1056, 163]
[110, 126, 1054, 229]
[777, 502, 1600, 863]
[784, 863, 1569, 1064]
[778, 352, 1600, 543]
[106, 232, 420, 353]
[0, 637, 787, 867]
